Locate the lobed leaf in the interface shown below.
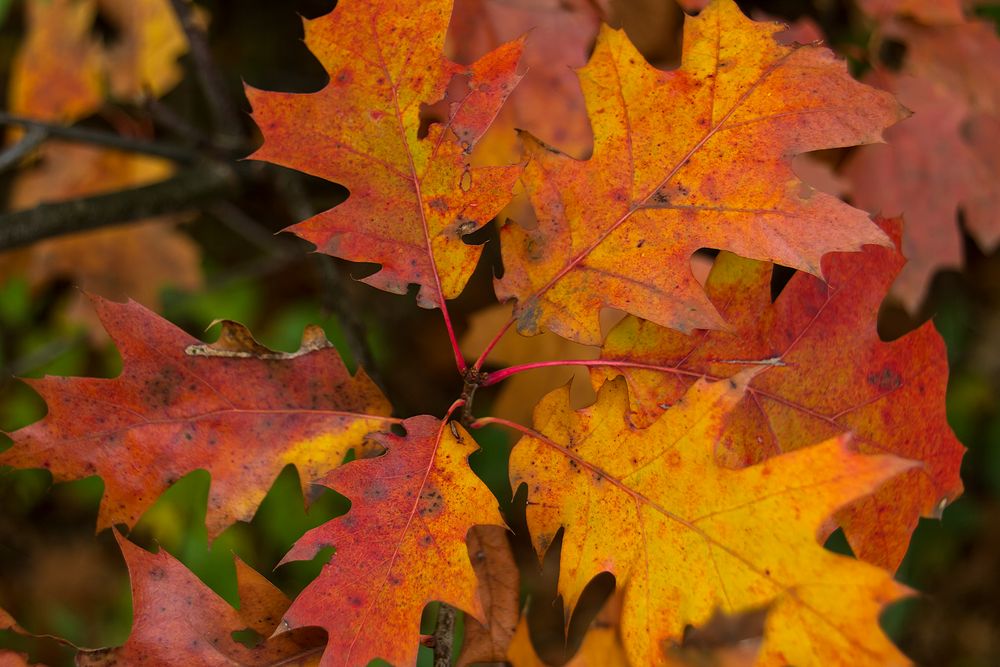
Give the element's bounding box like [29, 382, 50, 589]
[247, 0, 523, 308]
[0, 298, 393, 537]
[278, 417, 503, 667]
[496, 0, 902, 344]
[77, 533, 325, 666]
[510, 375, 913, 665]
[593, 217, 964, 570]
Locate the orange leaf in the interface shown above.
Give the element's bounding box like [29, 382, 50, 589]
[0, 298, 394, 537]
[842, 19, 1000, 308]
[510, 375, 913, 665]
[507, 615, 628, 667]
[594, 217, 964, 570]
[277, 417, 504, 667]
[247, 0, 524, 308]
[495, 0, 902, 344]
[76, 533, 324, 666]
[98, 0, 189, 100]
[1, 144, 202, 322]
[448, 0, 603, 161]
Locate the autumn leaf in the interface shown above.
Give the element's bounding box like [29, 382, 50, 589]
[841, 18, 1000, 309]
[448, 0, 603, 162]
[0, 144, 201, 327]
[507, 615, 627, 667]
[457, 525, 520, 666]
[495, 0, 902, 345]
[7, 0, 102, 122]
[277, 416, 504, 667]
[0, 297, 394, 537]
[842, 73, 994, 310]
[592, 217, 963, 570]
[98, 0, 189, 100]
[509, 375, 913, 665]
[247, 0, 523, 309]
[77, 532, 324, 666]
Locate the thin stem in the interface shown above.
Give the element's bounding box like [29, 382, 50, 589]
[470, 415, 538, 439]
[471, 316, 515, 372]
[442, 307, 468, 376]
[481, 358, 706, 387]
[0, 112, 201, 163]
[0, 125, 47, 174]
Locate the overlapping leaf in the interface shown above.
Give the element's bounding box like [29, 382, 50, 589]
[844, 17, 1000, 309]
[457, 525, 520, 666]
[77, 533, 324, 666]
[247, 0, 523, 308]
[511, 375, 913, 665]
[495, 0, 902, 344]
[448, 0, 603, 162]
[277, 417, 503, 666]
[0, 298, 393, 537]
[593, 217, 963, 570]
[507, 616, 627, 667]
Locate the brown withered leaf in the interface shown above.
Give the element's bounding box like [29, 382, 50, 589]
[457, 526, 520, 666]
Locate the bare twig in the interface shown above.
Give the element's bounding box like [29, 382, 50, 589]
[0, 113, 201, 163]
[0, 162, 238, 251]
[432, 602, 458, 667]
[168, 0, 243, 144]
[0, 126, 47, 174]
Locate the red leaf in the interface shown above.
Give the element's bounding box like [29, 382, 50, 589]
[1, 298, 394, 537]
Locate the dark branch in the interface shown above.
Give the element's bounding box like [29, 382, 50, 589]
[0, 126, 47, 173]
[0, 162, 238, 251]
[432, 603, 457, 667]
[0, 112, 202, 163]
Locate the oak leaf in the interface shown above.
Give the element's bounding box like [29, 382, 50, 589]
[247, 0, 523, 308]
[510, 375, 913, 665]
[495, 0, 902, 344]
[0, 297, 393, 537]
[842, 73, 995, 309]
[98, 0, 189, 100]
[448, 0, 602, 162]
[842, 19, 1000, 309]
[77, 532, 324, 666]
[277, 417, 503, 667]
[593, 217, 964, 570]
